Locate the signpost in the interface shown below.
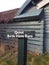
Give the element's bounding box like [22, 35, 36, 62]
[7, 30, 35, 65]
[18, 38, 27, 65]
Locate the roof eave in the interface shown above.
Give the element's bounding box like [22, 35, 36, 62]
[13, 15, 41, 22]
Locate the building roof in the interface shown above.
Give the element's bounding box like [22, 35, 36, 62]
[14, 8, 43, 21]
[0, 8, 19, 23]
[16, 0, 49, 16]
[16, 0, 40, 16]
[16, 0, 33, 16]
[37, 0, 49, 9]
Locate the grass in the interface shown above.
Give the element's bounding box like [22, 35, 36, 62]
[0, 54, 18, 65]
[0, 51, 18, 65]
[27, 53, 49, 65]
[0, 51, 49, 65]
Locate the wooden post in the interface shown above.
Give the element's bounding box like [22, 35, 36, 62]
[18, 37, 27, 65]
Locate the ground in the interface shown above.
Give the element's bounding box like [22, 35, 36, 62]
[0, 49, 18, 65]
[27, 52, 49, 65]
[0, 50, 49, 65]
[0, 39, 49, 65]
[0, 38, 18, 65]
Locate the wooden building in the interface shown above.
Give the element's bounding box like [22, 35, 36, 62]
[0, 0, 49, 54]
[13, 0, 49, 54]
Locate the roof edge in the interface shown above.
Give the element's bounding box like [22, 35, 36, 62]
[16, 0, 35, 16]
[37, 0, 49, 9]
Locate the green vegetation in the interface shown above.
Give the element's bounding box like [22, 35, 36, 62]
[27, 53, 49, 65]
[0, 51, 49, 65]
[0, 51, 18, 65]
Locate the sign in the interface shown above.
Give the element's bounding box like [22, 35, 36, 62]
[7, 30, 35, 38]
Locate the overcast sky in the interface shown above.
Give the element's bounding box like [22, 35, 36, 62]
[0, 0, 26, 12]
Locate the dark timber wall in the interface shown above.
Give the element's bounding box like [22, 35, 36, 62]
[0, 20, 44, 54]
